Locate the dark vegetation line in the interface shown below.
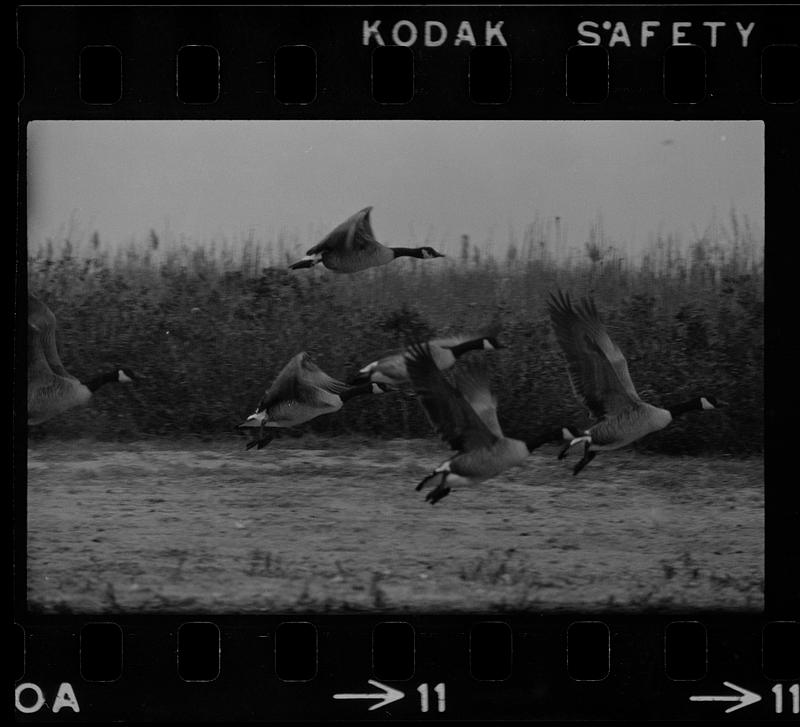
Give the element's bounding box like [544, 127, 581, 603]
[27, 215, 763, 455]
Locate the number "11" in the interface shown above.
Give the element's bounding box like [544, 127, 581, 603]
[417, 683, 446, 712]
[772, 684, 799, 714]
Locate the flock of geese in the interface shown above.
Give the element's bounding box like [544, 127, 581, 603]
[27, 206, 723, 505]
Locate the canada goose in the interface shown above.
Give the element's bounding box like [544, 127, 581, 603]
[405, 342, 559, 504]
[348, 330, 504, 388]
[547, 290, 724, 475]
[27, 294, 138, 426]
[289, 206, 445, 273]
[237, 351, 388, 449]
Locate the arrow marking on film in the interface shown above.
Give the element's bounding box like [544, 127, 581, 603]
[333, 679, 405, 711]
[689, 681, 762, 713]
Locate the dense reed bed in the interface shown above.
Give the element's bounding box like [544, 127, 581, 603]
[27, 216, 763, 454]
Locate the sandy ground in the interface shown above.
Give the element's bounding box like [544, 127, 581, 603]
[26, 437, 763, 613]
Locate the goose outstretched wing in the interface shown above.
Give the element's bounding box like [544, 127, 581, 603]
[28, 295, 75, 379]
[453, 359, 504, 439]
[405, 342, 497, 452]
[304, 206, 380, 255]
[257, 352, 347, 410]
[28, 321, 54, 380]
[547, 290, 640, 419]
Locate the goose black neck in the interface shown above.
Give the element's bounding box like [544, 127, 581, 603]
[83, 370, 118, 392]
[340, 383, 376, 402]
[390, 247, 424, 259]
[668, 398, 701, 417]
[449, 338, 483, 357]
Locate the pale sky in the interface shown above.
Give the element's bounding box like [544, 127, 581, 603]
[27, 120, 763, 258]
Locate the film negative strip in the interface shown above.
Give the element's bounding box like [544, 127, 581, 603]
[15, 2, 798, 723]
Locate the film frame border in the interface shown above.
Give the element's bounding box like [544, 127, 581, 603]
[14, 2, 798, 722]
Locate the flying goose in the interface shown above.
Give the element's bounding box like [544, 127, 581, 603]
[237, 351, 388, 449]
[289, 206, 445, 273]
[27, 294, 138, 425]
[405, 342, 560, 504]
[547, 290, 723, 475]
[348, 330, 504, 388]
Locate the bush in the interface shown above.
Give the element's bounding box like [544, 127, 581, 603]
[27, 218, 763, 455]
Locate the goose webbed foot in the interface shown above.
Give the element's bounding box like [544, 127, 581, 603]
[257, 433, 275, 449]
[416, 470, 438, 492]
[572, 449, 596, 476]
[425, 484, 451, 505]
[246, 429, 274, 450]
[416, 470, 450, 503]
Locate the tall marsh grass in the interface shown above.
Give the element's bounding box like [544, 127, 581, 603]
[27, 214, 763, 454]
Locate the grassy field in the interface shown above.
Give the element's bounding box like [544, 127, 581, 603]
[27, 437, 764, 614]
[25, 215, 764, 612]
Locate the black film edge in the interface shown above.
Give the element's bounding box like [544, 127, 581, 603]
[15, 3, 798, 724]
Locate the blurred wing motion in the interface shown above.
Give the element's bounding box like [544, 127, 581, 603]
[28, 321, 52, 382]
[238, 351, 367, 449]
[27, 294, 137, 425]
[256, 352, 347, 413]
[453, 358, 503, 439]
[305, 206, 378, 255]
[28, 294, 74, 379]
[547, 290, 641, 419]
[405, 342, 498, 452]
